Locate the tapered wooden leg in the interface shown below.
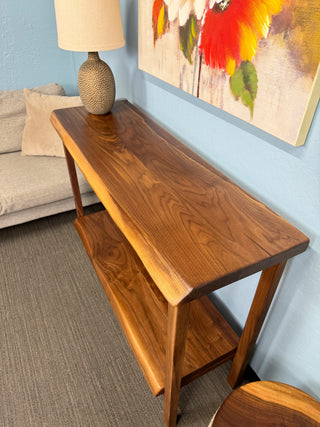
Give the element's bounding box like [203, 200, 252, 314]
[63, 145, 84, 218]
[164, 303, 190, 427]
[228, 261, 287, 388]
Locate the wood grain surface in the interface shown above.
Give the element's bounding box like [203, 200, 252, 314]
[51, 101, 309, 306]
[211, 381, 320, 426]
[75, 210, 239, 396]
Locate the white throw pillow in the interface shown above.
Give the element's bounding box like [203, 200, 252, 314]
[0, 83, 65, 154]
[21, 89, 83, 157]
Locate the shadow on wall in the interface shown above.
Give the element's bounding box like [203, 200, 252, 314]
[138, 71, 310, 159]
[124, 0, 148, 106]
[249, 247, 320, 393]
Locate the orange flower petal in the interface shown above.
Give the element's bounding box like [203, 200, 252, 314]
[240, 23, 258, 62]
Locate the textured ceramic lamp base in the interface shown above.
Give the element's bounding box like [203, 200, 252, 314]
[78, 52, 115, 115]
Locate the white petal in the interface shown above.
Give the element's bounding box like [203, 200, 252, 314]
[179, 1, 192, 26]
[194, 0, 206, 19]
[165, 0, 180, 22]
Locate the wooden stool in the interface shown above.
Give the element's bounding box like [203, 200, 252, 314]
[210, 381, 320, 426]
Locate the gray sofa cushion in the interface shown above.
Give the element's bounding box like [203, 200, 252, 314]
[0, 151, 92, 215]
[0, 192, 98, 229]
[0, 83, 65, 154]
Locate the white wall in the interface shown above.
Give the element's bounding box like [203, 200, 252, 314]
[1, 0, 319, 400]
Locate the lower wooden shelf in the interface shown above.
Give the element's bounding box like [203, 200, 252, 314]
[75, 210, 239, 396]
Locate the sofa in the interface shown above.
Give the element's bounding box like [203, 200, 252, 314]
[0, 83, 98, 229]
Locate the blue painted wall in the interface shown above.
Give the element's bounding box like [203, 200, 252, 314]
[1, 0, 319, 400]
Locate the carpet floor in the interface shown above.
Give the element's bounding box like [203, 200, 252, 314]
[0, 204, 254, 427]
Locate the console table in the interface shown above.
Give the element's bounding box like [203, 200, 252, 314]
[51, 100, 309, 427]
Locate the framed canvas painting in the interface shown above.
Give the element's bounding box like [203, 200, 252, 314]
[138, 0, 320, 146]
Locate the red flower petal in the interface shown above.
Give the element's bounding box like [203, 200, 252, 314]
[199, 0, 284, 74]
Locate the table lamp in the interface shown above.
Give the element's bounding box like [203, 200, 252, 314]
[54, 0, 125, 115]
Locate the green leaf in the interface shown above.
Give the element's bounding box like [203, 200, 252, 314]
[229, 61, 258, 118]
[229, 68, 245, 99]
[241, 61, 258, 101]
[179, 15, 199, 64]
[241, 90, 254, 117]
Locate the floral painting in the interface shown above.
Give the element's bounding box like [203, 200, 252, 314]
[139, 0, 320, 146]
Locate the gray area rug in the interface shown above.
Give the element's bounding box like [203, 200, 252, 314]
[0, 205, 251, 426]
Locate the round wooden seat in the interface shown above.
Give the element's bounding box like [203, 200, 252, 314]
[210, 381, 320, 426]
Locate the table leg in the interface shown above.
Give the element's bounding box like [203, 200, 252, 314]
[164, 303, 190, 427]
[228, 261, 287, 389]
[63, 145, 84, 218]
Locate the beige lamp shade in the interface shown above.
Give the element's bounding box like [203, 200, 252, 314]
[54, 0, 125, 52]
